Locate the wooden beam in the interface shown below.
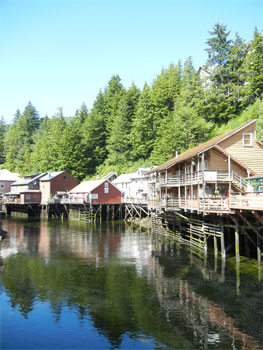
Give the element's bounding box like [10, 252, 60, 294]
[230, 214, 256, 247]
[253, 211, 263, 225]
[236, 211, 263, 241]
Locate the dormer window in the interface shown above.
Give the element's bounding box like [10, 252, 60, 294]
[243, 132, 252, 146]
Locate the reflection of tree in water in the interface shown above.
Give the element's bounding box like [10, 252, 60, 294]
[1, 253, 193, 348]
[1, 231, 262, 349]
[151, 243, 263, 348]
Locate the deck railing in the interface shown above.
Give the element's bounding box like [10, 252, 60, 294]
[229, 193, 263, 210]
[49, 198, 86, 205]
[3, 198, 22, 205]
[151, 196, 230, 212]
[156, 170, 247, 189]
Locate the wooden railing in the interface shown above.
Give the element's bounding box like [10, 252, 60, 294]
[3, 197, 22, 205]
[200, 197, 229, 211]
[49, 198, 86, 205]
[180, 198, 199, 209]
[229, 193, 263, 210]
[151, 196, 230, 212]
[156, 170, 247, 189]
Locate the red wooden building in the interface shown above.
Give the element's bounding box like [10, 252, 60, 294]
[69, 179, 122, 204]
[40, 171, 78, 204]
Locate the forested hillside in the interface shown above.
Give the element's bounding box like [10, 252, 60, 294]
[1, 24, 263, 180]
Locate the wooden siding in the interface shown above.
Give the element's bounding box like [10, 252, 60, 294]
[21, 192, 42, 204]
[0, 180, 15, 194]
[208, 149, 228, 170]
[41, 172, 78, 205]
[40, 182, 51, 205]
[91, 181, 121, 204]
[219, 123, 263, 174]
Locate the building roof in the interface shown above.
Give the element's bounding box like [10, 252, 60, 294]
[113, 167, 157, 183]
[40, 171, 64, 181]
[149, 119, 257, 173]
[0, 169, 20, 181]
[11, 173, 47, 186]
[103, 171, 117, 181]
[5, 190, 41, 195]
[113, 173, 134, 184]
[245, 173, 263, 180]
[69, 180, 104, 193]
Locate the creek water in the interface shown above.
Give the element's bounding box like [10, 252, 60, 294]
[0, 217, 262, 349]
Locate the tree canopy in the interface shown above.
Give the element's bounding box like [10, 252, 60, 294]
[1, 25, 263, 179]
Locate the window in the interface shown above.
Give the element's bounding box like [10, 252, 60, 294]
[104, 182, 109, 194]
[243, 132, 252, 146]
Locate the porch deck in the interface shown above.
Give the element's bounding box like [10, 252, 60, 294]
[229, 193, 263, 210]
[151, 193, 263, 213]
[156, 170, 247, 192]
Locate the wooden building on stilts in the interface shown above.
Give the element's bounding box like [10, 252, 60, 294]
[147, 119, 263, 264]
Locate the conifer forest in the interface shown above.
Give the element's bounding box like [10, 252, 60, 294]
[1, 24, 263, 180]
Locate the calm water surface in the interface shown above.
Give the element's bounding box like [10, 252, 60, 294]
[0, 217, 262, 349]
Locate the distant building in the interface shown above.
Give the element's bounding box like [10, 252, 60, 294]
[245, 174, 263, 194]
[69, 179, 122, 204]
[0, 169, 20, 194]
[3, 171, 78, 205]
[40, 171, 79, 204]
[103, 171, 118, 182]
[113, 167, 157, 202]
[3, 173, 47, 204]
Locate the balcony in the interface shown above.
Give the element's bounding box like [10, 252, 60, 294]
[229, 193, 263, 210]
[151, 196, 230, 212]
[156, 170, 247, 191]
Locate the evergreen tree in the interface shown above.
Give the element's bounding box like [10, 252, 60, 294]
[151, 63, 181, 130]
[106, 83, 140, 166]
[206, 23, 232, 67]
[204, 24, 247, 123]
[103, 75, 125, 136]
[13, 109, 21, 124]
[31, 116, 67, 173]
[241, 28, 263, 106]
[75, 103, 89, 124]
[81, 91, 108, 174]
[59, 115, 88, 180]
[0, 117, 6, 164]
[129, 83, 155, 160]
[4, 102, 40, 173]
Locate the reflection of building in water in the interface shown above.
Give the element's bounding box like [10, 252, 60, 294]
[146, 242, 261, 349]
[118, 224, 154, 276]
[38, 223, 50, 260]
[0, 221, 25, 258]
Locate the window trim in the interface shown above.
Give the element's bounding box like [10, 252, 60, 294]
[243, 132, 253, 147]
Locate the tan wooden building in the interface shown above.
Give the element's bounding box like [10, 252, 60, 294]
[148, 119, 263, 213]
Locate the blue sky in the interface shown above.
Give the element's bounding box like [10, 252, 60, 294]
[1, 0, 262, 123]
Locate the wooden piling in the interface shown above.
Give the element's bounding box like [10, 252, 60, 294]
[257, 233, 262, 266]
[220, 219, 226, 259]
[235, 222, 240, 264]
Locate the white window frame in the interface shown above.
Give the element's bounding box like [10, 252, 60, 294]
[104, 182, 109, 194]
[243, 132, 253, 146]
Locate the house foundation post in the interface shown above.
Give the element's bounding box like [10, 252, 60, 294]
[257, 233, 262, 266]
[235, 221, 240, 264]
[220, 218, 226, 259]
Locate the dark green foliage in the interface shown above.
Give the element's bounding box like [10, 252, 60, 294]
[2, 25, 263, 178]
[4, 102, 40, 174]
[130, 83, 155, 160]
[0, 117, 6, 164]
